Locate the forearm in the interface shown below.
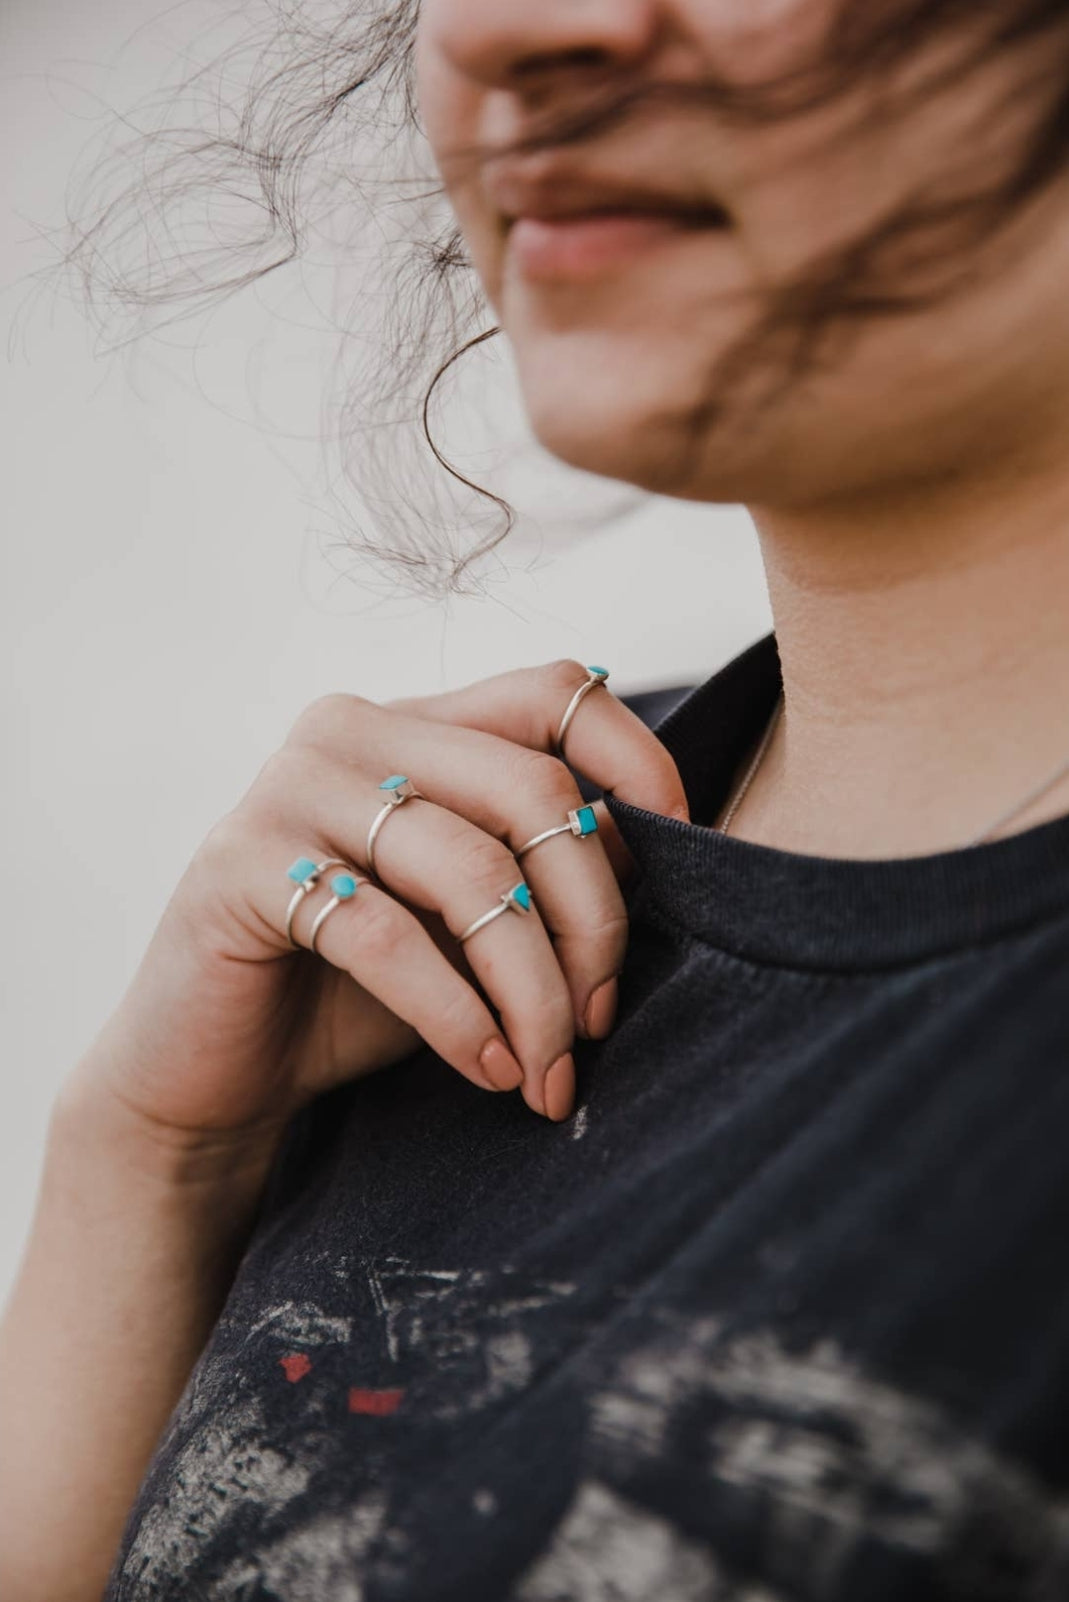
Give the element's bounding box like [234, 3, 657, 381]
[0, 1069, 283, 1602]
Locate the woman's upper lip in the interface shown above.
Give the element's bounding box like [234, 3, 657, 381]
[485, 163, 730, 226]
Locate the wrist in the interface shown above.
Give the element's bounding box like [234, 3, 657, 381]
[52, 1058, 289, 1205]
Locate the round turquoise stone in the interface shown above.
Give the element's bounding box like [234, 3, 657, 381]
[587, 665, 609, 678]
[380, 774, 409, 791]
[331, 873, 358, 899]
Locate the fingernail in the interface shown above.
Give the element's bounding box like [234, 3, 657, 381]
[543, 1053, 575, 1122]
[583, 977, 618, 1040]
[479, 1038, 525, 1092]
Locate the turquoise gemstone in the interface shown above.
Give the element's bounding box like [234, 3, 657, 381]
[379, 774, 409, 791]
[331, 873, 358, 899]
[287, 856, 317, 884]
[574, 805, 598, 836]
[587, 665, 609, 678]
[509, 882, 532, 912]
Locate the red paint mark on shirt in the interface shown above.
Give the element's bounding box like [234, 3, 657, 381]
[279, 1353, 313, 1383]
[348, 1386, 404, 1416]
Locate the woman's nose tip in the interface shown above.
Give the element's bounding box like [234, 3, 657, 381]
[425, 0, 660, 91]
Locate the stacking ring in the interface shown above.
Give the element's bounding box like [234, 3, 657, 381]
[516, 804, 600, 861]
[457, 882, 534, 945]
[284, 855, 354, 949]
[367, 775, 424, 879]
[308, 870, 368, 955]
[555, 665, 609, 760]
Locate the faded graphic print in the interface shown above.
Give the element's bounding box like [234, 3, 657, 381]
[112, 1256, 579, 1599]
[112, 1271, 1069, 1602]
[516, 1316, 1069, 1602]
[514, 1481, 780, 1602]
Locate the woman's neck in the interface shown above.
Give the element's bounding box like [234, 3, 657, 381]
[734, 454, 1069, 858]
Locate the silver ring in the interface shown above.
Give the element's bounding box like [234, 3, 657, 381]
[457, 882, 533, 944]
[516, 804, 600, 861]
[284, 856, 352, 949]
[555, 666, 609, 760]
[367, 775, 424, 879]
[308, 868, 369, 954]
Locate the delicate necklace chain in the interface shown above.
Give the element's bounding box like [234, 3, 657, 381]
[965, 750, 1069, 846]
[716, 693, 784, 835]
[717, 692, 1069, 845]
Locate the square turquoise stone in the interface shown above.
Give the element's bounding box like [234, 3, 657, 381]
[287, 856, 318, 884]
[380, 774, 409, 791]
[573, 805, 598, 836]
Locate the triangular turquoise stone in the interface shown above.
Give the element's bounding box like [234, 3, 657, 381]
[511, 883, 532, 911]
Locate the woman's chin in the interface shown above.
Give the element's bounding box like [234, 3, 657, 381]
[522, 392, 770, 505]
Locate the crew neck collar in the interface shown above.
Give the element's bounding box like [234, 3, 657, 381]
[604, 634, 1069, 971]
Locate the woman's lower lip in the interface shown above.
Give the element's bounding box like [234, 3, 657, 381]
[507, 212, 716, 282]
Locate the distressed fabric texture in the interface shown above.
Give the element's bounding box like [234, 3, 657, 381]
[106, 634, 1069, 1602]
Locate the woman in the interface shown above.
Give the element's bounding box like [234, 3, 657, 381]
[3, 1, 1069, 1597]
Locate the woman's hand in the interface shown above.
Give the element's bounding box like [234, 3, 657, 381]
[65, 660, 689, 1153]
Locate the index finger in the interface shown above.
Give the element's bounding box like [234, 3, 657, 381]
[389, 659, 691, 823]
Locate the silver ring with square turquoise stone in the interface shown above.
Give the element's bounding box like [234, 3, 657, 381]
[366, 774, 425, 879]
[554, 666, 610, 761]
[515, 804, 600, 861]
[457, 881, 534, 945]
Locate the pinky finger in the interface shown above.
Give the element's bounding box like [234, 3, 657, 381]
[299, 880, 526, 1098]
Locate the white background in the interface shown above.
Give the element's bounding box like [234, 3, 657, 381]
[0, 1, 770, 1304]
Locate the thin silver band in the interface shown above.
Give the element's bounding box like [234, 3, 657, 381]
[555, 668, 610, 760]
[516, 821, 574, 859]
[516, 808, 597, 861]
[285, 857, 353, 949]
[308, 872, 369, 955]
[366, 780, 424, 879]
[457, 900, 513, 944]
[457, 887, 533, 944]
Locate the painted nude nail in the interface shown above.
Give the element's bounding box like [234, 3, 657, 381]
[543, 1053, 576, 1122]
[583, 976, 618, 1040]
[479, 1038, 525, 1092]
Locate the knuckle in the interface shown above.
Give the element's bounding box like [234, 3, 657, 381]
[240, 745, 329, 833]
[556, 906, 629, 963]
[455, 829, 518, 889]
[189, 811, 247, 889]
[433, 981, 485, 1042]
[585, 906, 630, 946]
[288, 692, 373, 749]
[513, 748, 577, 812]
[542, 658, 589, 697]
[346, 892, 410, 963]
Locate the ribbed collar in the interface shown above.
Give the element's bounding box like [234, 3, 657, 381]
[605, 634, 1069, 971]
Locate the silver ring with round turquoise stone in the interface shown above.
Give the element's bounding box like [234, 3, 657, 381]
[555, 665, 610, 761]
[366, 774, 425, 880]
[308, 869, 368, 955]
[515, 804, 600, 861]
[284, 855, 354, 949]
[457, 882, 533, 945]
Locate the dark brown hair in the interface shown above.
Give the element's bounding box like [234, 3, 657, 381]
[57, 0, 1069, 593]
